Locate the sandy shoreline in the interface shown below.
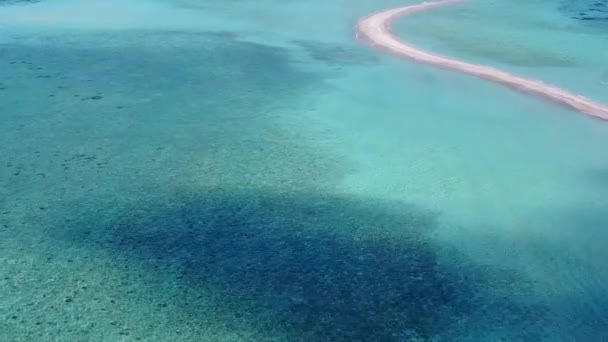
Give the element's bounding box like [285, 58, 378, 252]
[355, 0, 608, 120]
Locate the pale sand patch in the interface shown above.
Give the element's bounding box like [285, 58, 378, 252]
[355, 0, 608, 120]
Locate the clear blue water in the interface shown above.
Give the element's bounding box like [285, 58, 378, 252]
[1, 0, 608, 340]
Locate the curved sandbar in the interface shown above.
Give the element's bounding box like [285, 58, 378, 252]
[355, 0, 608, 120]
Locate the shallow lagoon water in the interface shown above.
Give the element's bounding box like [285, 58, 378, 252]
[1, 0, 608, 340]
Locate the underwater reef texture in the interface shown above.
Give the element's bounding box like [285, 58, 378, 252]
[0, 29, 553, 341]
[0, 0, 42, 5]
[560, 0, 608, 22]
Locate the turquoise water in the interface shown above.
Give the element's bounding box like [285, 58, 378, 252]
[1, 0, 607, 340]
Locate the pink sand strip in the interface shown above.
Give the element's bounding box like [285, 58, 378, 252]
[355, 0, 608, 120]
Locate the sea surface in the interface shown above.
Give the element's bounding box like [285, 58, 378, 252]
[1, 0, 608, 340]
